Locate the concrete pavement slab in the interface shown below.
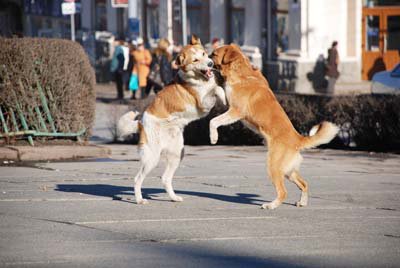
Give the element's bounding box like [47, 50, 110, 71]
[0, 145, 399, 267]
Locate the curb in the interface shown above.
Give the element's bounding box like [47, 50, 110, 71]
[0, 145, 111, 162]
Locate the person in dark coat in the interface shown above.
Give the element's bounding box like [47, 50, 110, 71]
[158, 41, 173, 86]
[148, 38, 174, 94]
[326, 41, 340, 94]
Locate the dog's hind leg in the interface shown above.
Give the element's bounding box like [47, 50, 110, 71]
[161, 132, 184, 202]
[134, 145, 160, 204]
[261, 146, 293, 210]
[288, 170, 309, 207]
[262, 166, 287, 210]
[162, 151, 183, 202]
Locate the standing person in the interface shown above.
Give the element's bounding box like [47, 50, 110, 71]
[132, 37, 152, 99]
[127, 43, 138, 99]
[149, 38, 173, 93]
[326, 41, 340, 95]
[121, 40, 131, 93]
[110, 37, 126, 100]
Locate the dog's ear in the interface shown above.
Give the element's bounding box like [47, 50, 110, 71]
[190, 34, 202, 46]
[230, 43, 240, 49]
[175, 53, 185, 66]
[222, 45, 241, 64]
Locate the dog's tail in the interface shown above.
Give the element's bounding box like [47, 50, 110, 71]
[300, 121, 339, 149]
[117, 111, 140, 138]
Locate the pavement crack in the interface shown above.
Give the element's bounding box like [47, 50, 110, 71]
[139, 239, 162, 243]
[384, 234, 400, 239]
[2, 213, 132, 237]
[376, 207, 397, 211]
[201, 183, 229, 188]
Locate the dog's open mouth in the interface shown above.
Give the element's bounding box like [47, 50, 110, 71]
[199, 68, 214, 80]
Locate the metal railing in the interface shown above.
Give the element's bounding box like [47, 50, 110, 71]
[0, 76, 86, 146]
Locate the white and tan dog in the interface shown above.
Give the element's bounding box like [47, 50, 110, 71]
[118, 35, 226, 204]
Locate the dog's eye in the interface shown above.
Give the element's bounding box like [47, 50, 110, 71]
[193, 59, 199, 63]
[203, 52, 206, 56]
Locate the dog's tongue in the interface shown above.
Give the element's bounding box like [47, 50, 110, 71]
[206, 69, 212, 78]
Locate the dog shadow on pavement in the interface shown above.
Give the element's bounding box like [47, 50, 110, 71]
[55, 184, 265, 206]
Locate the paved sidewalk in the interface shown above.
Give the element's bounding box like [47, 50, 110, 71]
[1, 145, 399, 267]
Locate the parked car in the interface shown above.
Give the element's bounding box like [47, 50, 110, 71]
[371, 63, 400, 94]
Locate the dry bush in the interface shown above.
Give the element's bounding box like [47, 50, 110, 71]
[123, 88, 399, 151]
[184, 94, 400, 151]
[325, 95, 400, 150]
[0, 38, 96, 143]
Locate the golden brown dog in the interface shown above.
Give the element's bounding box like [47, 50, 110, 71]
[210, 44, 339, 209]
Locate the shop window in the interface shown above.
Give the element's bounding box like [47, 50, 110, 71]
[146, 0, 160, 40]
[364, 0, 400, 6]
[366, 15, 380, 51]
[187, 0, 203, 41]
[95, 0, 107, 31]
[387, 15, 400, 52]
[276, 0, 289, 54]
[229, 0, 245, 45]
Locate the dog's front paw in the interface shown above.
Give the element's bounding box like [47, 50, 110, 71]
[261, 201, 279, 210]
[295, 201, 307, 207]
[296, 193, 308, 207]
[210, 129, 219, 145]
[136, 198, 149, 205]
[171, 195, 184, 202]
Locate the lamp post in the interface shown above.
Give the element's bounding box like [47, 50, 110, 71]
[181, 0, 187, 45]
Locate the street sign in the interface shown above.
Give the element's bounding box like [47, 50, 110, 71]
[61, 1, 81, 42]
[111, 0, 128, 8]
[128, 18, 140, 37]
[61, 2, 78, 15]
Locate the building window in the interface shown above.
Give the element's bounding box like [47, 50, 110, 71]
[95, 0, 107, 31]
[146, 0, 159, 40]
[276, 0, 289, 55]
[364, 0, 400, 6]
[186, 0, 203, 41]
[229, 0, 245, 45]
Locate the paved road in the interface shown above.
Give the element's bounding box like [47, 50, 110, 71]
[1, 145, 400, 267]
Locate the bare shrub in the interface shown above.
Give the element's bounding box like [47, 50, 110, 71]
[0, 38, 96, 143]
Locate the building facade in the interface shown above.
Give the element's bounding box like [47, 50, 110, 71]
[150, 0, 400, 93]
[1, 0, 399, 90]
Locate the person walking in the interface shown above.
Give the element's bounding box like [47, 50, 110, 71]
[132, 37, 152, 99]
[326, 41, 340, 95]
[121, 40, 130, 93]
[110, 37, 126, 100]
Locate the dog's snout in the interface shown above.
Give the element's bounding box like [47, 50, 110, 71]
[207, 61, 213, 68]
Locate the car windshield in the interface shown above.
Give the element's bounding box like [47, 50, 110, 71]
[391, 64, 400, 78]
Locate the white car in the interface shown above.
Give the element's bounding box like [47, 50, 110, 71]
[371, 63, 400, 94]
